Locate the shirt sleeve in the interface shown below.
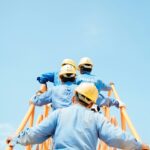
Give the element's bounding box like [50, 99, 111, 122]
[96, 94, 119, 108]
[32, 88, 53, 106]
[96, 114, 142, 149]
[14, 110, 60, 146]
[107, 98, 119, 108]
[37, 72, 55, 84]
[97, 80, 112, 91]
[96, 94, 108, 107]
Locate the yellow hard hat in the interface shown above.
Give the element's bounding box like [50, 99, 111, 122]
[78, 57, 93, 68]
[59, 64, 76, 77]
[61, 59, 77, 70]
[75, 83, 98, 103]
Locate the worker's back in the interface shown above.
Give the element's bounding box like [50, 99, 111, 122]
[76, 73, 111, 92]
[52, 104, 141, 150]
[51, 82, 77, 110]
[53, 104, 99, 150]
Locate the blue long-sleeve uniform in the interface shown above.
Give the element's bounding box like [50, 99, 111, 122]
[76, 72, 118, 109]
[76, 72, 111, 92]
[96, 94, 119, 108]
[13, 104, 142, 150]
[32, 82, 77, 110]
[36, 71, 116, 109]
[37, 71, 111, 92]
[37, 71, 61, 86]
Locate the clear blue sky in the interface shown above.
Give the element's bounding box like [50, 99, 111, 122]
[0, 0, 150, 149]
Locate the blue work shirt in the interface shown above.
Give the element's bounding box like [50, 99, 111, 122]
[37, 71, 61, 86]
[32, 82, 77, 110]
[13, 104, 142, 150]
[76, 72, 111, 92]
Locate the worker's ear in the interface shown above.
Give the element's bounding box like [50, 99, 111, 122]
[72, 96, 77, 104]
[72, 96, 75, 104]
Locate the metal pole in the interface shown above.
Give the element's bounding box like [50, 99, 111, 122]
[110, 83, 141, 141]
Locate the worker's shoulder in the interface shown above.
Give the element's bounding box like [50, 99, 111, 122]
[90, 73, 101, 79]
[55, 82, 76, 89]
[57, 104, 80, 113]
[52, 82, 67, 89]
[54, 71, 59, 75]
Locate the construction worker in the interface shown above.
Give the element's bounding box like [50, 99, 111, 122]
[37, 58, 77, 87]
[76, 57, 122, 110]
[76, 57, 112, 92]
[36, 57, 119, 110]
[30, 65, 77, 111]
[33, 67, 119, 111]
[7, 83, 149, 150]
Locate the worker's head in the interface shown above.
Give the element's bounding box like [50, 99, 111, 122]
[74, 83, 98, 108]
[61, 59, 77, 70]
[78, 57, 93, 74]
[59, 64, 76, 83]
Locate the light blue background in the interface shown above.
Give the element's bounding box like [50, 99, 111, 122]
[0, 0, 150, 149]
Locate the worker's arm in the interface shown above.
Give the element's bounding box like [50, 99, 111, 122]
[7, 110, 60, 147]
[97, 80, 112, 91]
[96, 113, 142, 149]
[105, 97, 119, 108]
[31, 88, 53, 106]
[96, 94, 119, 108]
[37, 72, 55, 84]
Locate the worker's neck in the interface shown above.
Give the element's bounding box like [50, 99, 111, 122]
[80, 71, 91, 74]
[73, 100, 93, 109]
